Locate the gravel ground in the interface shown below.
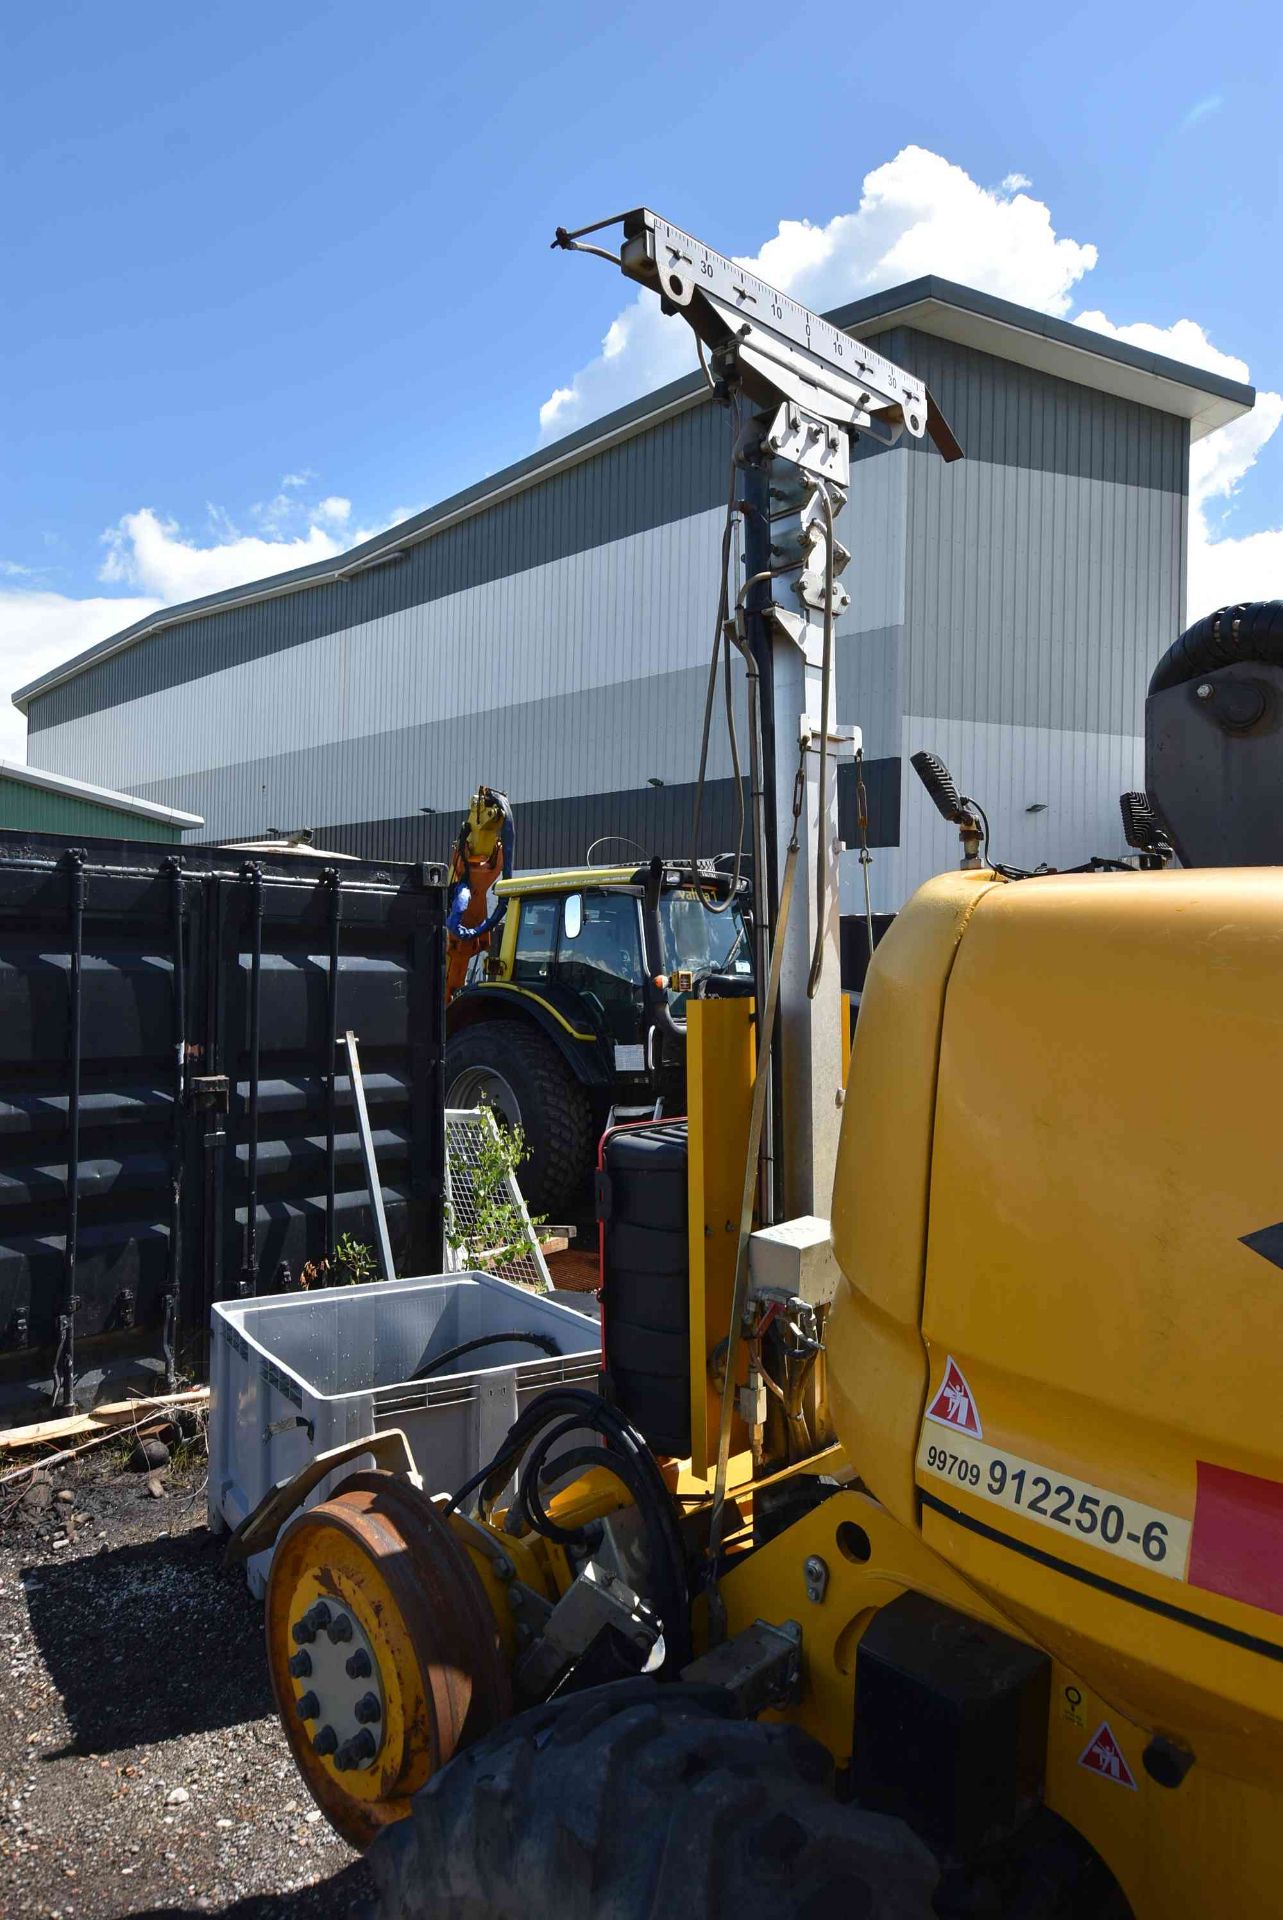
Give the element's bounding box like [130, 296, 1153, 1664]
[0, 1437, 374, 1920]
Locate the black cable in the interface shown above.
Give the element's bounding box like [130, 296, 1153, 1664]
[690, 399, 745, 914]
[513, 1426, 608, 1545]
[409, 1330, 560, 1383]
[968, 797, 992, 869]
[447, 1387, 692, 1670]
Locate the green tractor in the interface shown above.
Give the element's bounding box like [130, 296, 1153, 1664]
[444, 858, 753, 1214]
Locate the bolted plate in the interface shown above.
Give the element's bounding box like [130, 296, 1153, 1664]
[265, 1470, 511, 1849]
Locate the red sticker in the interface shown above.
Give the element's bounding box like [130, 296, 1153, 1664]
[1190, 1461, 1283, 1618]
[924, 1356, 982, 1438]
[1078, 1722, 1137, 1789]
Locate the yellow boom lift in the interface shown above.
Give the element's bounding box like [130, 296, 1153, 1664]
[235, 210, 1283, 1919]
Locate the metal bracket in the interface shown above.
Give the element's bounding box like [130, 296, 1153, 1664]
[764, 403, 850, 487]
[616, 210, 929, 439]
[513, 1562, 656, 1699]
[224, 1428, 421, 1565]
[189, 1074, 230, 1113]
[680, 1617, 803, 1714]
[803, 1554, 829, 1603]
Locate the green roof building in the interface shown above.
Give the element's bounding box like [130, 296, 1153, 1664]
[0, 758, 202, 842]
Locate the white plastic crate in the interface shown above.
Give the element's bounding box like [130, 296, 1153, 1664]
[208, 1269, 600, 1595]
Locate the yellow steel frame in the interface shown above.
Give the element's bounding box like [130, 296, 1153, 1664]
[685, 997, 755, 1485]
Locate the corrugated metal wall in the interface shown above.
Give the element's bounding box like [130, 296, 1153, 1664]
[25, 322, 1189, 925]
[871, 326, 1187, 907]
[0, 779, 180, 842]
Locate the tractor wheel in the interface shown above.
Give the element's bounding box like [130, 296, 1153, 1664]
[445, 1021, 593, 1215]
[368, 1678, 937, 1920]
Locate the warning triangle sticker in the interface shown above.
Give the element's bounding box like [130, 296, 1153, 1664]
[1078, 1723, 1137, 1790]
[924, 1356, 982, 1438]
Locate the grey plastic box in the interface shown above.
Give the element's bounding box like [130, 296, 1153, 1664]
[208, 1270, 600, 1595]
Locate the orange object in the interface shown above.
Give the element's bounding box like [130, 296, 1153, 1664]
[445, 787, 512, 1000]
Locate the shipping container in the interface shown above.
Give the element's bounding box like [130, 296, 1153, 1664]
[0, 829, 447, 1421]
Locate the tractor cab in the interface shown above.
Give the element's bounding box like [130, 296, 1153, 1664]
[444, 859, 752, 1213]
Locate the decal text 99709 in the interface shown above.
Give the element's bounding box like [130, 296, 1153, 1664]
[917, 1427, 1192, 1580]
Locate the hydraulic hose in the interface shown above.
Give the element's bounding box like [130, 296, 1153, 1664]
[409, 1329, 561, 1382]
[448, 1385, 691, 1672]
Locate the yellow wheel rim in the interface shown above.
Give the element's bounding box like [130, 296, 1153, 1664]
[265, 1471, 510, 1849]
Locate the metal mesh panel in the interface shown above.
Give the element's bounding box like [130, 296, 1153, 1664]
[444, 1107, 550, 1291]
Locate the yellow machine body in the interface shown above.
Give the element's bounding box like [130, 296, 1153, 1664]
[269, 862, 1283, 1917]
[815, 866, 1283, 1916]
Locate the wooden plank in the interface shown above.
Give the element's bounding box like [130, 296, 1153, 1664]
[0, 1385, 209, 1453]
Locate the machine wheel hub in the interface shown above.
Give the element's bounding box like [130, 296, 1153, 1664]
[287, 1589, 386, 1772]
[265, 1470, 510, 1848]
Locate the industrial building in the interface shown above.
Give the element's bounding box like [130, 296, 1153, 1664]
[0, 757, 201, 841]
[12, 276, 1253, 974]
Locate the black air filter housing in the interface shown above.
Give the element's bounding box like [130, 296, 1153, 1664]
[597, 1123, 690, 1457]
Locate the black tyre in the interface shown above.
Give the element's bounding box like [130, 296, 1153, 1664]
[445, 1020, 593, 1215]
[368, 1679, 937, 1920]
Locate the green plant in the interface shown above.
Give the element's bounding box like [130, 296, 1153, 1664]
[334, 1232, 379, 1284]
[300, 1233, 380, 1288]
[445, 1113, 549, 1283]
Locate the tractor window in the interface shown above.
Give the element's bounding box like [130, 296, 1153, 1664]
[512, 898, 560, 982]
[557, 891, 643, 1009]
[659, 891, 751, 979]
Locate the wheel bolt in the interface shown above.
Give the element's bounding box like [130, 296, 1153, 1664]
[345, 1648, 372, 1679]
[293, 1602, 330, 1644]
[335, 1727, 377, 1771]
[354, 1692, 382, 1724]
[312, 1724, 338, 1756]
[288, 1651, 312, 1679]
[296, 1691, 320, 1721]
[326, 1611, 354, 1644]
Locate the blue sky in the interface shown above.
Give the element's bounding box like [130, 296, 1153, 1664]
[2, 0, 1281, 756]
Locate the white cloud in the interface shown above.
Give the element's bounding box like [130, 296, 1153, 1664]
[1075, 310, 1283, 618]
[1, 478, 391, 764]
[99, 507, 350, 605]
[539, 146, 1098, 441]
[0, 589, 160, 761]
[1074, 310, 1246, 383]
[544, 147, 1280, 621]
[5, 147, 1280, 774]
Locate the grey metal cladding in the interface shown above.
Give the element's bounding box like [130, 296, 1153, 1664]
[828, 277, 1253, 413]
[304, 761, 901, 873]
[28, 398, 730, 732]
[875, 326, 1190, 489]
[890, 328, 1188, 736]
[29, 310, 1195, 739]
[127, 663, 749, 839]
[317, 778, 752, 872]
[838, 625, 903, 761]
